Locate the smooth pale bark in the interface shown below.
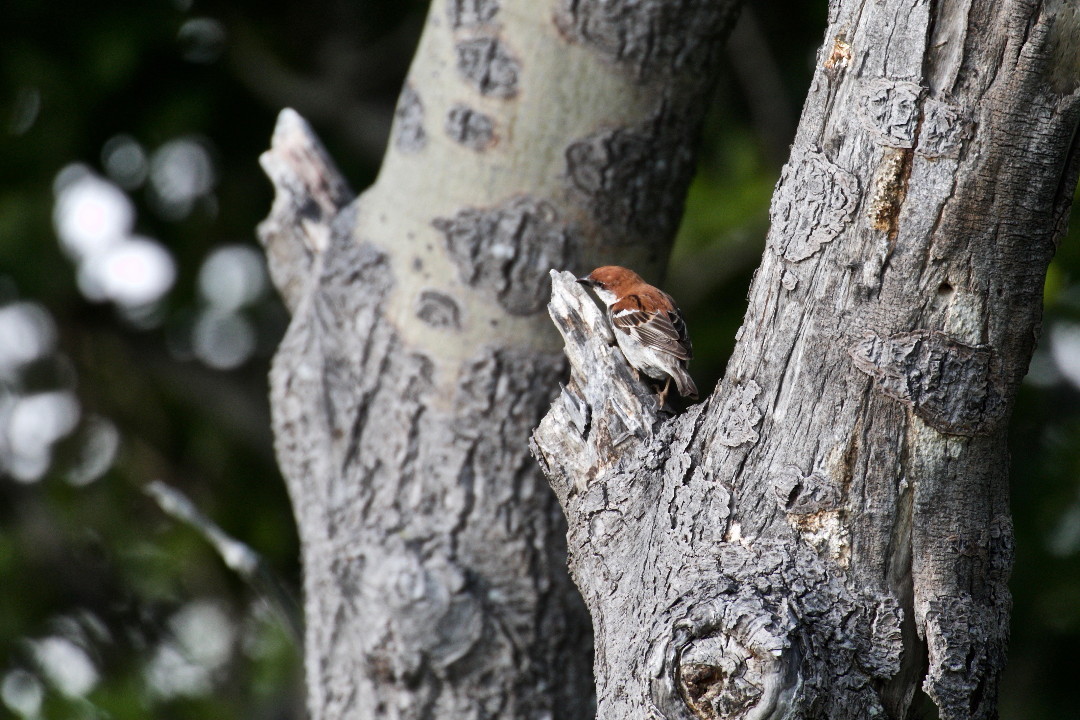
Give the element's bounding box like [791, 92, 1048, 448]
[532, 1, 1080, 719]
[258, 1, 742, 717]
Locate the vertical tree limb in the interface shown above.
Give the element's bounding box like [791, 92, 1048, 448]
[533, 2, 1080, 718]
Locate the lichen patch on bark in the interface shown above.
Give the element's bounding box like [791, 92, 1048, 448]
[868, 147, 913, 234]
[823, 34, 853, 73]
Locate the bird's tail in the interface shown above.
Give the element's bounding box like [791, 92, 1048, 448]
[673, 367, 698, 399]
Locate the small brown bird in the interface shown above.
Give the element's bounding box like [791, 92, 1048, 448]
[578, 265, 698, 404]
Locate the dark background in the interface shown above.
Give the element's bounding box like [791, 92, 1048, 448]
[2, 2, 1078, 718]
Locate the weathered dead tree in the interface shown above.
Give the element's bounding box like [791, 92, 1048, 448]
[258, 1, 743, 717]
[532, 1, 1080, 719]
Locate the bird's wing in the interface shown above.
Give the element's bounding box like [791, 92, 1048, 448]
[611, 305, 692, 361]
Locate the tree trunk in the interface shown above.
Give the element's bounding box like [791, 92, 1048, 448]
[258, 1, 742, 717]
[532, 1, 1080, 719]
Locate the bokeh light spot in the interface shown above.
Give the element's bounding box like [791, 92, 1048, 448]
[6, 390, 80, 460]
[197, 245, 268, 312]
[178, 18, 227, 63]
[7, 87, 41, 136]
[66, 416, 120, 487]
[53, 166, 133, 261]
[145, 601, 235, 699]
[1050, 322, 1080, 389]
[1, 670, 43, 718]
[102, 134, 149, 189]
[31, 636, 99, 698]
[193, 310, 256, 370]
[149, 138, 215, 220]
[0, 302, 57, 376]
[84, 237, 177, 307]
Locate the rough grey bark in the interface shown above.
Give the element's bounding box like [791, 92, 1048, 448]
[532, 1, 1080, 719]
[258, 1, 742, 718]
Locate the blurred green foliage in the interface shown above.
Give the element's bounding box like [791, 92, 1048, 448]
[0, 1, 1078, 718]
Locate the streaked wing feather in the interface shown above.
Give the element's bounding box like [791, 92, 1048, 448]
[612, 308, 691, 361]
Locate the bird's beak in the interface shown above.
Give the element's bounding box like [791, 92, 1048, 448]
[576, 276, 594, 287]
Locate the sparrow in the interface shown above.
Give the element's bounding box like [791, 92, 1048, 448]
[577, 265, 698, 404]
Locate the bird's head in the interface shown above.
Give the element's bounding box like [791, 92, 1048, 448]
[577, 265, 645, 305]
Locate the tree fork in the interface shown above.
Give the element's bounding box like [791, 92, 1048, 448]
[258, 0, 743, 717]
[532, 1, 1080, 718]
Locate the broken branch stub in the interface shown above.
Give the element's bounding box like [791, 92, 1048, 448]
[257, 108, 354, 312]
[531, 270, 664, 499]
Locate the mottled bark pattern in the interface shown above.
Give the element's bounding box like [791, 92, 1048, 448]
[393, 85, 427, 153]
[415, 290, 462, 329]
[455, 37, 520, 98]
[447, 0, 500, 29]
[556, 0, 739, 80]
[533, 2, 1080, 719]
[262, 117, 591, 719]
[261, 0, 746, 716]
[556, 0, 742, 259]
[433, 197, 579, 316]
[565, 104, 703, 250]
[445, 104, 495, 150]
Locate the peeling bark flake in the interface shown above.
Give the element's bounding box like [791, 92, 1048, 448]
[713, 380, 763, 447]
[859, 79, 923, 149]
[849, 330, 1005, 436]
[772, 466, 842, 515]
[767, 148, 859, 262]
